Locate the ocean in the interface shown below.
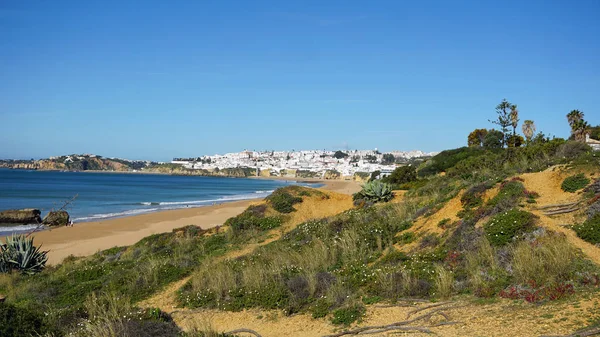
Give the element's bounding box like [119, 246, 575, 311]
[0, 169, 317, 235]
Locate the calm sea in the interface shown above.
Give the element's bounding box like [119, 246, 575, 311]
[0, 169, 316, 235]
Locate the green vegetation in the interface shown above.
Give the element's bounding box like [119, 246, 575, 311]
[333, 151, 349, 159]
[353, 180, 394, 204]
[266, 186, 325, 213]
[0, 235, 48, 274]
[381, 165, 417, 186]
[224, 204, 283, 235]
[0, 302, 58, 336]
[1, 98, 599, 335]
[572, 214, 600, 244]
[561, 173, 590, 192]
[331, 303, 365, 325]
[0, 225, 232, 335]
[483, 209, 537, 246]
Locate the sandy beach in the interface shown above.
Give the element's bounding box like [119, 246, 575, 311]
[27, 179, 361, 264]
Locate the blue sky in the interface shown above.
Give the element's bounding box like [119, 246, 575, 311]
[1, 0, 599, 161]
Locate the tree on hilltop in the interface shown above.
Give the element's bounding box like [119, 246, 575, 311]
[483, 129, 504, 149]
[490, 99, 513, 147]
[567, 110, 589, 142]
[381, 153, 395, 165]
[509, 104, 519, 140]
[333, 151, 349, 159]
[468, 129, 489, 147]
[522, 120, 536, 145]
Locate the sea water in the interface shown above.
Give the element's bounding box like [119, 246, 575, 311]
[0, 169, 316, 235]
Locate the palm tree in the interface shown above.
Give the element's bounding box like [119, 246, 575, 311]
[573, 119, 590, 142]
[567, 110, 587, 142]
[522, 120, 536, 144]
[509, 104, 519, 139]
[567, 110, 584, 127]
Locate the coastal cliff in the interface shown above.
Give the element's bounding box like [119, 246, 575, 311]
[0, 155, 146, 172]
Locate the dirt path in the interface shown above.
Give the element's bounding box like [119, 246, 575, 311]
[519, 169, 600, 265]
[170, 292, 600, 337]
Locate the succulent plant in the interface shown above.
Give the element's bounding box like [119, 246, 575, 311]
[0, 234, 48, 274]
[354, 180, 394, 203]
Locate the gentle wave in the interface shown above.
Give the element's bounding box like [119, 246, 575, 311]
[73, 190, 276, 222]
[73, 208, 160, 222]
[0, 224, 45, 235]
[255, 190, 275, 194]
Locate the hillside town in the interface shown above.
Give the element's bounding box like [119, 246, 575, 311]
[172, 149, 436, 179]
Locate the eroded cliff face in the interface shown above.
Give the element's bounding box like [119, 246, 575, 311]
[0, 158, 131, 172]
[142, 166, 257, 178]
[323, 170, 341, 180]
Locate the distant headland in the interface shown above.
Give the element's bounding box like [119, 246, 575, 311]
[0, 149, 436, 181]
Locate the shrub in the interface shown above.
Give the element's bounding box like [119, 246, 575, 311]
[556, 141, 592, 160]
[0, 235, 48, 274]
[420, 233, 440, 249]
[561, 173, 590, 193]
[0, 302, 56, 337]
[224, 211, 282, 233]
[417, 147, 485, 177]
[484, 180, 526, 216]
[483, 209, 537, 246]
[572, 214, 600, 244]
[437, 218, 451, 228]
[267, 189, 303, 213]
[461, 183, 490, 209]
[331, 303, 365, 326]
[382, 166, 417, 185]
[353, 181, 394, 203]
[394, 232, 416, 245]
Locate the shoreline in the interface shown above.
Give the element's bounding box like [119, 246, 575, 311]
[19, 179, 360, 265]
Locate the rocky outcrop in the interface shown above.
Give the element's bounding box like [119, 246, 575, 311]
[43, 211, 70, 227]
[0, 209, 42, 225]
[323, 170, 341, 180]
[353, 172, 370, 183]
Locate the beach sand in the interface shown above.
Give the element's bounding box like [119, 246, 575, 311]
[28, 179, 361, 264]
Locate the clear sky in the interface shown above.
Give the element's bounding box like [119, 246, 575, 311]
[1, 0, 599, 161]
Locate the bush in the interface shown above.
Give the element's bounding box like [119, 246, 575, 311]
[331, 303, 365, 326]
[461, 183, 490, 209]
[561, 173, 590, 193]
[0, 302, 56, 337]
[417, 147, 485, 177]
[556, 141, 592, 160]
[267, 190, 303, 213]
[484, 180, 526, 216]
[572, 214, 600, 244]
[224, 210, 282, 233]
[382, 166, 417, 185]
[483, 209, 537, 246]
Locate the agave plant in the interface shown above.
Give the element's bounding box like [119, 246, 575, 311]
[0, 234, 48, 274]
[355, 180, 394, 203]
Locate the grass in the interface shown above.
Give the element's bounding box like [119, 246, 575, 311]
[0, 225, 232, 334]
[1, 143, 599, 335]
[511, 233, 579, 285]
